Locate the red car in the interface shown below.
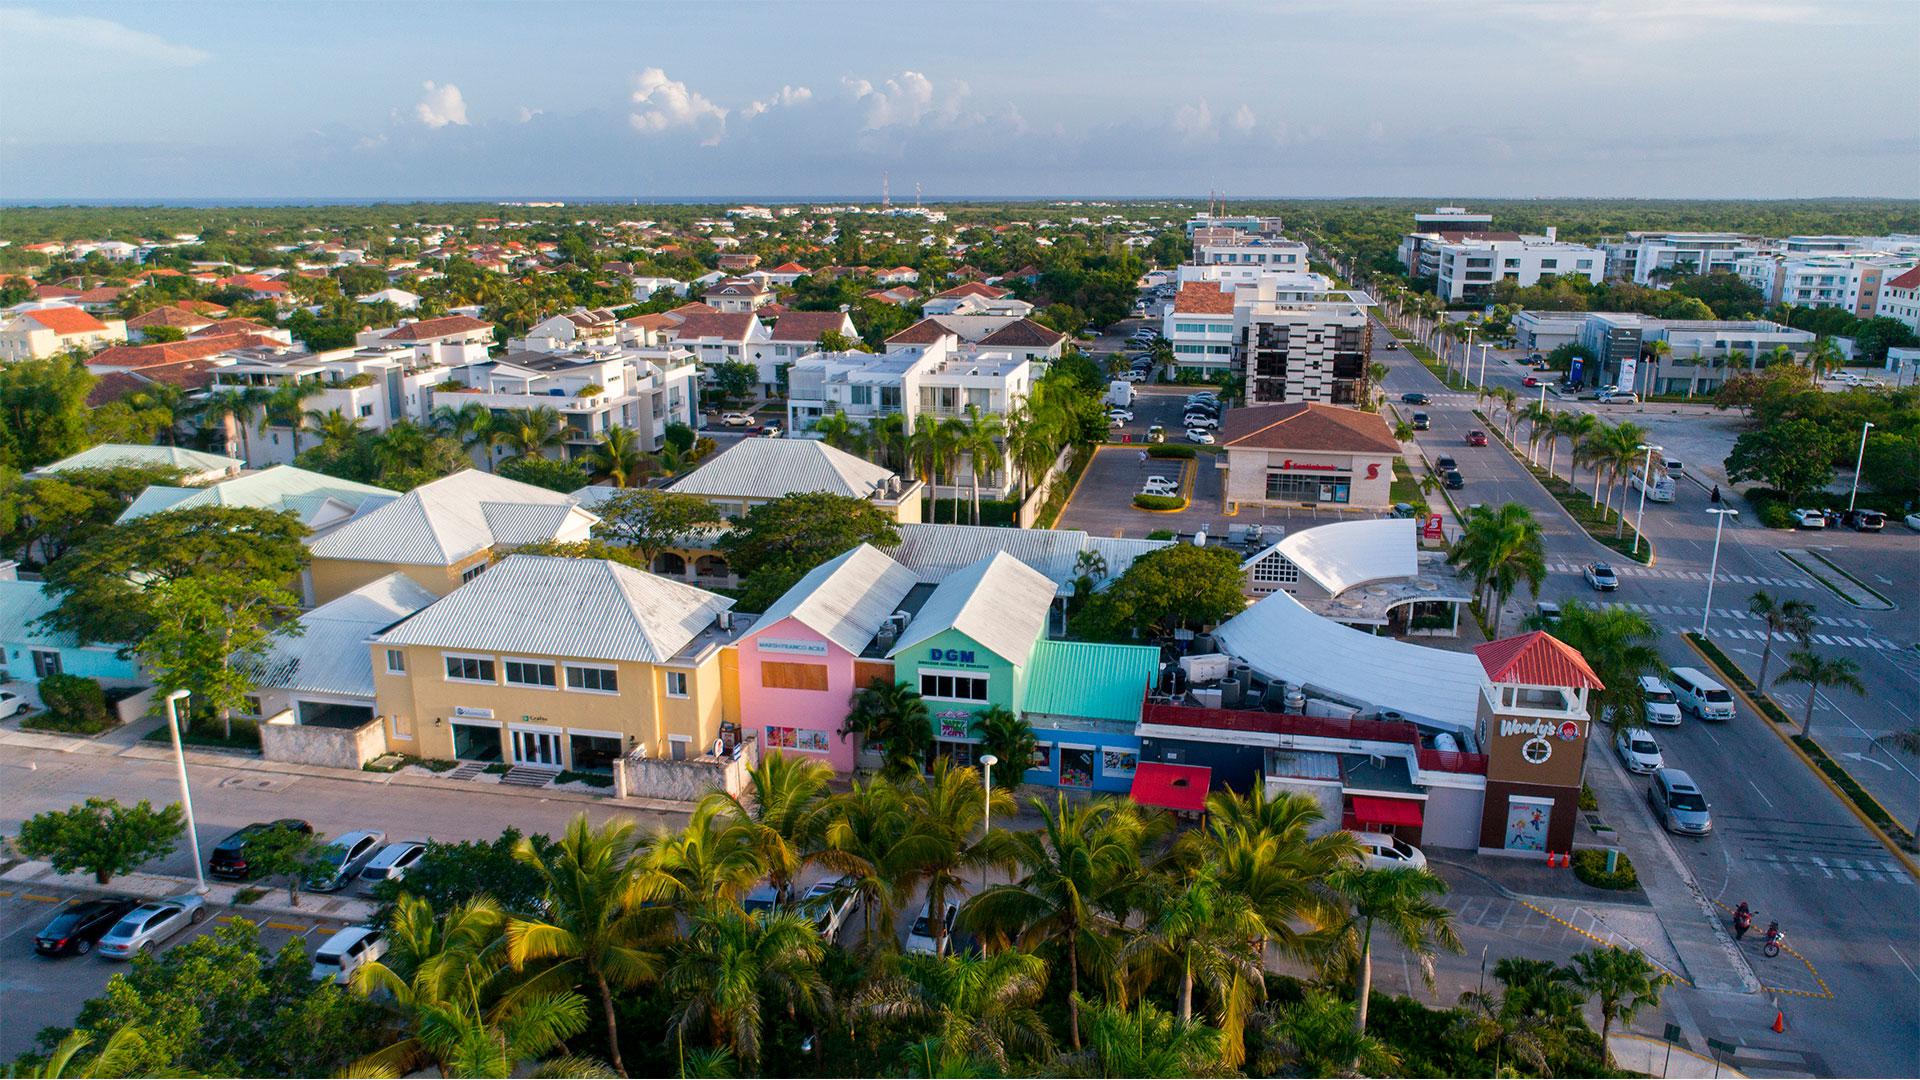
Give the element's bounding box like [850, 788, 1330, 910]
[1523, 376, 1540, 387]
[1466, 430, 1489, 446]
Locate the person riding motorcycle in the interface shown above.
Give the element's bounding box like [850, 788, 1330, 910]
[1733, 901, 1753, 939]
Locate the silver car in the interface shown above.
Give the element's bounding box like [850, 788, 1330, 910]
[1648, 767, 1711, 836]
[357, 840, 427, 890]
[96, 894, 206, 959]
[306, 829, 386, 893]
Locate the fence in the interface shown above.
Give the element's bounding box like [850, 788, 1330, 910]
[1142, 702, 1487, 775]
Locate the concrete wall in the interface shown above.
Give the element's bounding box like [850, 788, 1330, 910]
[1016, 445, 1076, 528]
[309, 553, 484, 606]
[1264, 775, 1345, 833]
[1421, 781, 1487, 850]
[621, 737, 756, 801]
[114, 685, 161, 727]
[258, 712, 388, 769]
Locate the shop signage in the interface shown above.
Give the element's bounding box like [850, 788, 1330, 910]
[929, 648, 977, 664]
[758, 638, 828, 656]
[1363, 463, 1381, 479]
[1499, 717, 1582, 740]
[1278, 459, 1340, 472]
[453, 706, 494, 720]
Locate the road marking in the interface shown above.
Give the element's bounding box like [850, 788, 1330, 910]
[1748, 779, 1775, 808]
[1512, 898, 1692, 986]
[1891, 945, 1920, 985]
[22, 893, 61, 903]
[265, 921, 311, 933]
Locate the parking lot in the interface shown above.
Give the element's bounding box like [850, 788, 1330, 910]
[0, 886, 348, 1060]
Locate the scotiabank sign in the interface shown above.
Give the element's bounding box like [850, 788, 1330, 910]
[1278, 459, 1340, 472]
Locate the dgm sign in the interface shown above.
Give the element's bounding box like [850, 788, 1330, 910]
[928, 648, 976, 664]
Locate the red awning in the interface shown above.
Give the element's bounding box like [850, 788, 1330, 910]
[1129, 762, 1211, 813]
[1349, 795, 1424, 828]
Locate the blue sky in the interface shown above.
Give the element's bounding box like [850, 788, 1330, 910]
[2, 0, 1915, 201]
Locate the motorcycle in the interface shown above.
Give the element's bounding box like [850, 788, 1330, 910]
[1763, 922, 1785, 958]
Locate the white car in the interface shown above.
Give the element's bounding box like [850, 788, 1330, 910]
[1182, 414, 1219, 429]
[96, 894, 206, 960]
[1584, 562, 1619, 591]
[904, 898, 959, 956]
[0, 690, 30, 719]
[1639, 675, 1682, 726]
[1184, 428, 1216, 445]
[719, 411, 755, 427]
[1141, 478, 1179, 497]
[1122, 370, 1148, 383]
[306, 829, 386, 893]
[1791, 508, 1827, 529]
[799, 875, 858, 942]
[1615, 728, 1665, 774]
[742, 882, 781, 916]
[1906, 511, 1920, 533]
[1355, 832, 1427, 871]
[357, 840, 427, 889]
[1106, 408, 1134, 423]
[310, 925, 386, 984]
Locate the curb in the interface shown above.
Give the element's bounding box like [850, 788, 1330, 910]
[1680, 636, 1920, 877]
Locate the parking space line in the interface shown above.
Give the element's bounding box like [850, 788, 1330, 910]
[1513, 897, 1693, 988]
[22, 893, 62, 903]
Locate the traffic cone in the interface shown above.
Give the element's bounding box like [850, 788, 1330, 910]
[1772, 1010, 1785, 1034]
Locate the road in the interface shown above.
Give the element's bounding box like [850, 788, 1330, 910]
[1374, 310, 1920, 1078]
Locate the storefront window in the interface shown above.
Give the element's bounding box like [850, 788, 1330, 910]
[1101, 748, 1138, 777]
[1266, 471, 1351, 504]
[1059, 747, 1095, 788]
[451, 721, 502, 762]
[567, 733, 623, 773]
[765, 726, 831, 753]
[1028, 743, 1053, 772]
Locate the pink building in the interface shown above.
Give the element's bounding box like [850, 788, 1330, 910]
[733, 545, 920, 772]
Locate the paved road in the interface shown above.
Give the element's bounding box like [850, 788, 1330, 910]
[1374, 310, 1920, 1079]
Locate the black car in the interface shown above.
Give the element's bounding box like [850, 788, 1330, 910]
[1435, 455, 1457, 471]
[1443, 470, 1465, 490]
[210, 818, 314, 879]
[35, 897, 140, 956]
[1400, 392, 1431, 405]
[1411, 412, 1430, 430]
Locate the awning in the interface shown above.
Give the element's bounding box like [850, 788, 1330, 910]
[1130, 762, 1211, 814]
[1348, 794, 1424, 828]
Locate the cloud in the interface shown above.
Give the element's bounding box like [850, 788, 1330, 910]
[740, 84, 812, 120]
[415, 81, 468, 128]
[0, 7, 207, 65]
[1173, 99, 1216, 141]
[517, 105, 543, 123]
[844, 71, 970, 129]
[629, 67, 728, 144]
[1229, 104, 1257, 134]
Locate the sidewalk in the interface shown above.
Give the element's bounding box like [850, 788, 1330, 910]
[1, 859, 372, 927]
[1611, 1033, 1749, 1079]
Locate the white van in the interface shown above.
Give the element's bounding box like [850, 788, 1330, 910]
[1355, 832, 1427, 871]
[1629, 468, 1675, 503]
[1638, 675, 1682, 726]
[1667, 667, 1734, 721]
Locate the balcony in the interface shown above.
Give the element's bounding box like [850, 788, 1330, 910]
[1141, 702, 1487, 775]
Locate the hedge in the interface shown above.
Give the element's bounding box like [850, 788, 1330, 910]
[1146, 444, 1196, 459]
[26, 673, 115, 735]
[1572, 848, 1639, 890]
[1133, 493, 1186, 511]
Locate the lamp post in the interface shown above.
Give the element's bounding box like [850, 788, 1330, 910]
[979, 753, 1000, 889]
[1701, 508, 1738, 637]
[1533, 382, 1549, 463]
[164, 690, 207, 894]
[1847, 420, 1875, 512]
[1463, 325, 1476, 385]
[1477, 342, 1491, 388]
[1633, 443, 1662, 557]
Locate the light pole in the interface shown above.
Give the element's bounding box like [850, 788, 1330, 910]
[1477, 342, 1491, 388]
[979, 754, 999, 839]
[1633, 443, 1661, 556]
[1847, 420, 1875, 512]
[164, 690, 208, 894]
[1463, 325, 1476, 385]
[1533, 382, 1549, 463]
[1701, 508, 1738, 637]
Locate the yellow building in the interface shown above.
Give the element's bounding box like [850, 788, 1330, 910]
[306, 470, 598, 604]
[370, 554, 743, 772]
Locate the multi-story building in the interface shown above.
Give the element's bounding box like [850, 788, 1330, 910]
[1513, 309, 1813, 393]
[0, 306, 127, 360]
[1164, 281, 1239, 376]
[702, 277, 776, 313]
[354, 314, 496, 362]
[1411, 206, 1492, 233]
[662, 311, 774, 395]
[516, 308, 622, 352]
[437, 344, 698, 460]
[1238, 297, 1372, 407]
[921, 282, 1035, 318]
[1875, 265, 1920, 335]
[1735, 251, 1919, 316]
[1600, 232, 1763, 285]
[1192, 235, 1309, 272]
[1424, 229, 1606, 302]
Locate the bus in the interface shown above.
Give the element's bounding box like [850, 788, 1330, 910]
[1630, 467, 1675, 503]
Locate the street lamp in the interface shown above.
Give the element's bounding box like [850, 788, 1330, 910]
[979, 754, 999, 839]
[163, 690, 207, 894]
[1463, 324, 1477, 385]
[1701, 508, 1739, 637]
[1477, 342, 1491, 388]
[1533, 382, 1549, 463]
[1632, 443, 1662, 556]
[1847, 421, 1875, 512]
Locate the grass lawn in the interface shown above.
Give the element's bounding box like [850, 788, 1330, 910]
[142, 716, 262, 751]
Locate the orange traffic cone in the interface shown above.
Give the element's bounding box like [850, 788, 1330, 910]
[1772, 1010, 1785, 1034]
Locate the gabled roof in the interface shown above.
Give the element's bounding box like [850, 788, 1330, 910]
[127, 306, 214, 330]
[245, 574, 437, 698]
[307, 469, 594, 565]
[765, 310, 854, 343]
[1887, 264, 1920, 290]
[1219, 403, 1400, 455]
[932, 281, 1008, 300]
[378, 555, 732, 664]
[884, 317, 956, 346]
[669, 438, 897, 501]
[380, 314, 492, 341]
[0, 579, 102, 651]
[1172, 282, 1236, 315]
[976, 318, 1065, 348]
[888, 551, 1055, 663]
[38, 443, 240, 477]
[86, 332, 279, 370]
[669, 311, 759, 340]
[21, 306, 108, 335]
[1475, 631, 1604, 690]
[750, 544, 919, 656]
[768, 261, 809, 274]
[117, 465, 394, 526]
[885, 523, 1169, 595]
[1021, 639, 1160, 722]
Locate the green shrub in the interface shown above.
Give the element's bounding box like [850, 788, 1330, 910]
[31, 673, 114, 734]
[1146, 444, 1196, 459]
[1133, 493, 1185, 511]
[1145, 529, 1176, 540]
[555, 769, 614, 788]
[1572, 848, 1638, 890]
[1578, 783, 1598, 811]
[233, 886, 267, 905]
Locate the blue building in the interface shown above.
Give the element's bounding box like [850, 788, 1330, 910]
[0, 577, 142, 685]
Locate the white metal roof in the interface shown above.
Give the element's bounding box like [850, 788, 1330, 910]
[246, 574, 437, 699]
[1212, 587, 1487, 728]
[889, 551, 1054, 664]
[377, 554, 732, 663]
[668, 438, 897, 501]
[117, 466, 394, 526]
[307, 470, 595, 565]
[886, 523, 1170, 596]
[748, 544, 920, 655]
[1252, 518, 1418, 596]
[36, 443, 241, 477]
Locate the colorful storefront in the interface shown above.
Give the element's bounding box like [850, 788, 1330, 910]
[1018, 639, 1160, 794]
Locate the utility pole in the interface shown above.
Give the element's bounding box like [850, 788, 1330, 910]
[882, 171, 889, 209]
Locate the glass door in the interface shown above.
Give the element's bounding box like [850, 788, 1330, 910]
[512, 729, 561, 766]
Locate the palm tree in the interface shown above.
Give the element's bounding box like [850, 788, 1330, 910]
[1571, 948, 1671, 1069]
[1603, 421, 1650, 534]
[969, 705, 1036, 791]
[264, 380, 325, 457]
[1327, 866, 1461, 1035]
[1807, 336, 1844, 380]
[371, 418, 435, 481]
[817, 775, 921, 946]
[841, 678, 932, 778]
[1448, 502, 1547, 637]
[1074, 997, 1223, 1079]
[662, 908, 829, 1072]
[196, 386, 268, 463]
[867, 412, 907, 472]
[635, 802, 765, 915]
[502, 406, 567, 461]
[1778, 651, 1866, 738]
[1120, 872, 1263, 1029]
[900, 760, 1010, 958]
[128, 383, 188, 445]
[17, 1028, 149, 1079]
[813, 409, 858, 451]
[964, 794, 1148, 1050]
[436, 401, 502, 471]
[1200, 787, 1358, 966]
[1259, 989, 1402, 1079]
[307, 406, 363, 451]
[960, 408, 1007, 525]
[1519, 404, 1552, 465]
[704, 751, 833, 905]
[1392, 420, 1415, 443]
[1454, 977, 1556, 1075]
[1748, 592, 1817, 692]
[1553, 412, 1597, 485]
[851, 946, 1055, 1072]
[1539, 601, 1660, 726]
[588, 426, 649, 488]
[504, 816, 661, 1077]
[1494, 386, 1519, 441]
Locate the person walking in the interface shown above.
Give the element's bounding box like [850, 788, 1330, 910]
[1733, 901, 1753, 939]
[1710, 484, 1721, 504]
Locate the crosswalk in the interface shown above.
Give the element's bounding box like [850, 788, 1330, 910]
[1745, 850, 1912, 885]
[1593, 601, 1902, 650]
[1549, 562, 1813, 590]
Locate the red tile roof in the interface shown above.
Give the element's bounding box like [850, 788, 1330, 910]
[621, 312, 677, 333]
[192, 318, 273, 337]
[75, 286, 124, 303]
[668, 302, 718, 317]
[23, 306, 110, 335]
[669, 312, 759, 340]
[33, 285, 80, 299]
[1475, 631, 1604, 690]
[128, 305, 214, 330]
[86, 370, 149, 407]
[1886, 264, 1920, 290]
[769, 261, 809, 274]
[87, 331, 277, 369]
[1172, 282, 1236, 315]
[977, 318, 1066, 349]
[381, 314, 493, 341]
[885, 318, 958, 346]
[933, 281, 1009, 300]
[1219, 403, 1400, 455]
[766, 310, 853, 343]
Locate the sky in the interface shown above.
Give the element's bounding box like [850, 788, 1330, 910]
[2, 0, 1916, 202]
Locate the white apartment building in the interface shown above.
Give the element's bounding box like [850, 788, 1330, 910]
[1427, 229, 1605, 302]
[440, 344, 698, 461]
[785, 338, 1032, 498]
[208, 344, 457, 467]
[0, 306, 128, 361]
[516, 308, 622, 352]
[1735, 251, 1919, 317]
[1875, 266, 1920, 335]
[663, 312, 775, 394]
[1192, 235, 1309, 272]
[1238, 293, 1372, 407]
[1163, 281, 1239, 376]
[1174, 264, 1337, 298]
[1601, 232, 1762, 285]
[1412, 206, 1492, 233]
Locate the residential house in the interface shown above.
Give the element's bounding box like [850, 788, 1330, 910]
[761, 262, 810, 287]
[516, 308, 622, 353]
[355, 315, 497, 364]
[663, 312, 774, 395]
[631, 275, 689, 300]
[0, 571, 142, 685]
[667, 436, 922, 526]
[206, 344, 457, 466]
[117, 465, 394, 534]
[922, 282, 1034, 317]
[440, 343, 698, 460]
[885, 315, 1066, 363]
[127, 305, 216, 341]
[34, 443, 241, 484]
[357, 288, 422, 311]
[876, 266, 920, 285]
[0, 306, 128, 360]
[763, 309, 858, 371]
[1876, 264, 1920, 335]
[702, 278, 776, 313]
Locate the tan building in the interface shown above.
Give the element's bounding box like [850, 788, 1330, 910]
[371, 554, 744, 772]
[1217, 403, 1399, 512]
[305, 470, 597, 604]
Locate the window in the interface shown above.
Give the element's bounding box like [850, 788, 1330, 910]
[390, 713, 414, 740]
[385, 649, 407, 675]
[565, 664, 619, 694]
[358, 404, 374, 418]
[241, 695, 263, 718]
[1102, 748, 1138, 776]
[665, 671, 689, 698]
[1250, 550, 1301, 585]
[761, 662, 829, 691]
[920, 671, 989, 702]
[444, 655, 495, 683]
[766, 725, 831, 752]
[503, 659, 557, 688]
[461, 562, 487, 584]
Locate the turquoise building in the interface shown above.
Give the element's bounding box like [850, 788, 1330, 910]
[0, 578, 142, 685]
